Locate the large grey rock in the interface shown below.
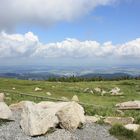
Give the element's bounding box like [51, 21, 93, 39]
[116, 100, 140, 110]
[0, 93, 5, 102]
[104, 117, 134, 125]
[56, 102, 85, 131]
[9, 101, 33, 111]
[0, 102, 12, 120]
[20, 101, 59, 136]
[37, 101, 69, 110]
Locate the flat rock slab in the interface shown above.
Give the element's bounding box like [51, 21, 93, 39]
[104, 117, 134, 125]
[0, 110, 117, 140]
[116, 101, 140, 110]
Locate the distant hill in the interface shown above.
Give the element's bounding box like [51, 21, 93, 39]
[0, 72, 135, 80]
[80, 73, 132, 79]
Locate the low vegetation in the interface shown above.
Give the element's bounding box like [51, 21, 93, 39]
[109, 124, 140, 140]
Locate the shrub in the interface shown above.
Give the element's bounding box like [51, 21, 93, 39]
[84, 105, 117, 117]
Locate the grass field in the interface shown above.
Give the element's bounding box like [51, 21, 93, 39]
[0, 78, 140, 122]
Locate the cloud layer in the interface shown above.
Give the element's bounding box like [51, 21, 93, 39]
[0, 32, 140, 61]
[0, 0, 115, 31]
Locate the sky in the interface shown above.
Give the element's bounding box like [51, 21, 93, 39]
[0, 0, 140, 67]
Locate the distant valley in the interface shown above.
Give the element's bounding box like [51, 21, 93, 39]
[0, 65, 139, 80]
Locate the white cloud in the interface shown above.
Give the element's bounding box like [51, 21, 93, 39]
[0, 32, 140, 62]
[0, 0, 115, 31]
[0, 32, 38, 58]
[115, 38, 140, 57]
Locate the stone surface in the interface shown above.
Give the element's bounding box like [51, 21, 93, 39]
[37, 101, 56, 109]
[124, 124, 140, 132]
[104, 117, 134, 125]
[20, 101, 59, 136]
[9, 101, 31, 111]
[71, 95, 79, 102]
[116, 100, 140, 110]
[34, 87, 42, 91]
[94, 87, 101, 93]
[56, 102, 85, 131]
[0, 102, 12, 120]
[110, 87, 122, 96]
[61, 96, 69, 101]
[85, 115, 101, 123]
[84, 88, 90, 93]
[0, 93, 5, 102]
[37, 101, 69, 111]
[111, 92, 123, 96]
[46, 92, 51, 96]
[101, 90, 107, 96]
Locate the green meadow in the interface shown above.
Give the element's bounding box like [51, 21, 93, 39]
[0, 78, 140, 123]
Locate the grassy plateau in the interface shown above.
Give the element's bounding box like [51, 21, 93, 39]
[0, 78, 140, 139]
[0, 78, 140, 121]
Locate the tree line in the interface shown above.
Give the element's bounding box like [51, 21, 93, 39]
[47, 75, 140, 82]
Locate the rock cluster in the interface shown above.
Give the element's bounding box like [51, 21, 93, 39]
[19, 101, 85, 136]
[83, 87, 123, 96]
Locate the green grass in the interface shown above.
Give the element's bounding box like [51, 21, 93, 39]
[0, 78, 140, 119]
[109, 124, 140, 140]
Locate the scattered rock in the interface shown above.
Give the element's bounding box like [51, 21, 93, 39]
[0, 102, 12, 120]
[110, 87, 122, 96]
[94, 87, 101, 93]
[12, 87, 16, 90]
[72, 95, 79, 102]
[101, 90, 107, 96]
[84, 88, 94, 94]
[20, 101, 59, 136]
[46, 92, 52, 96]
[124, 124, 140, 132]
[84, 88, 90, 93]
[34, 87, 42, 91]
[61, 96, 69, 101]
[0, 93, 5, 102]
[116, 100, 140, 110]
[111, 92, 123, 96]
[90, 90, 94, 94]
[56, 102, 85, 131]
[85, 115, 102, 123]
[104, 117, 134, 125]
